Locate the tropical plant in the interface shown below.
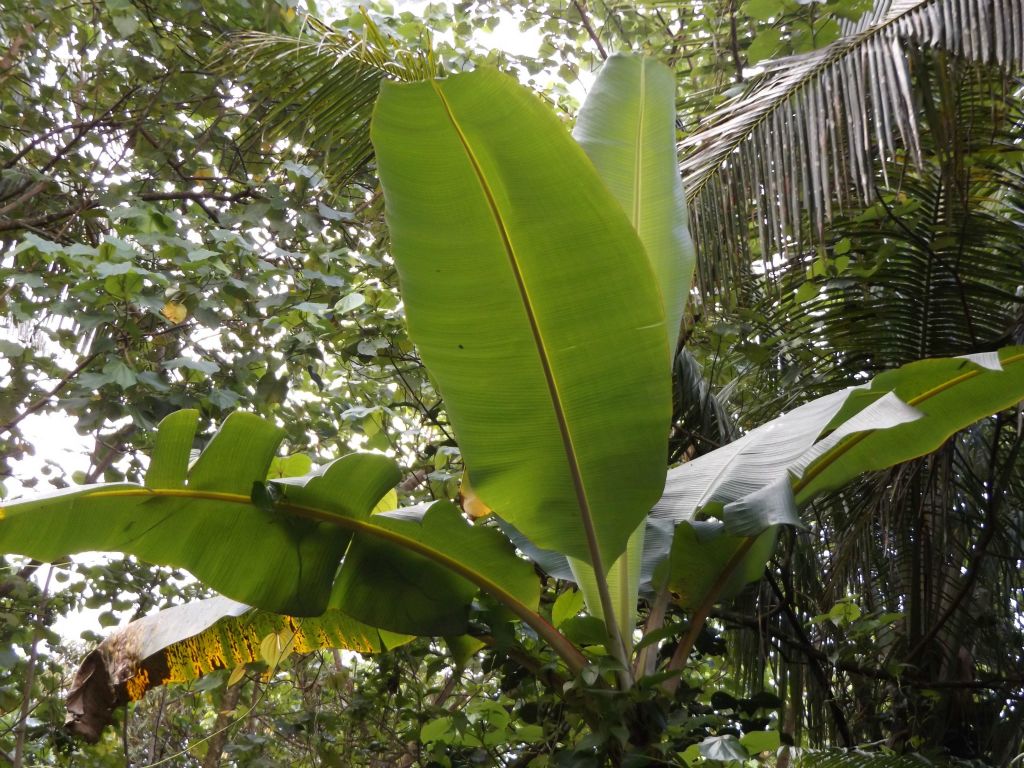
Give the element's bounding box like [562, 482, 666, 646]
[667, 0, 1024, 752]
[3, 52, 1024, 764]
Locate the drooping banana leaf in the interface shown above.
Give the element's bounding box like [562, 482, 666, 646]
[0, 411, 397, 616]
[66, 596, 392, 742]
[371, 66, 671, 576]
[511, 349, 1024, 611]
[653, 347, 1024, 604]
[654, 349, 1022, 527]
[331, 501, 540, 637]
[791, 347, 1024, 502]
[0, 411, 541, 642]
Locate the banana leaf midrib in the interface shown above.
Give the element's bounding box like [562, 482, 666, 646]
[631, 58, 647, 236]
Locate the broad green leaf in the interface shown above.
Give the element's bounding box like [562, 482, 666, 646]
[654, 521, 777, 610]
[144, 409, 197, 488]
[421, 716, 455, 744]
[742, 0, 784, 20]
[747, 28, 783, 63]
[1, 411, 557, 663]
[0, 411, 400, 616]
[331, 502, 540, 636]
[700, 734, 750, 761]
[444, 634, 487, 667]
[574, 54, 695, 351]
[65, 596, 385, 742]
[793, 347, 1024, 502]
[267, 453, 314, 479]
[372, 68, 671, 570]
[551, 588, 585, 628]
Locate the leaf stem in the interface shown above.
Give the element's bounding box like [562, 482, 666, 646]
[661, 537, 755, 695]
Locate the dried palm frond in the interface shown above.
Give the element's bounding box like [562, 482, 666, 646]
[682, 0, 1024, 296]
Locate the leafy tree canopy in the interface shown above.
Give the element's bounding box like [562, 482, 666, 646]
[2, 1, 1023, 766]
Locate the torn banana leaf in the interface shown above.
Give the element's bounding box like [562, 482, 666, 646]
[66, 596, 398, 742]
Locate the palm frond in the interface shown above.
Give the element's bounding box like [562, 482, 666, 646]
[222, 14, 436, 193]
[690, 51, 1024, 752]
[682, 0, 1024, 294]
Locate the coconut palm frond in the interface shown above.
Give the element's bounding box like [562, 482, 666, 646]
[682, 0, 1024, 295]
[693, 54, 1024, 749]
[713, 56, 1024, 419]
[222, 14, 436, 192]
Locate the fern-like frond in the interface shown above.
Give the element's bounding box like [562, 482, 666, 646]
[223, 14, 436, 192]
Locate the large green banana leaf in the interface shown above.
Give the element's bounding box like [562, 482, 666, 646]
[66, 596, 393, 742]
[0, 411, 395, 615]
[0, 411, 540, 635]
[511, 349, 1024, 611]
[564, 53, 694, 650]
[653, 347, 1024, 605]
[573, 53, 695, 350]
[792, 347, 1024, 502]
[371, 67, 671, 572]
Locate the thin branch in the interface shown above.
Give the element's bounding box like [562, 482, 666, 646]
[765, 570, 853, 747]
[147, 688, 167, 765]
[13, 566, 53, 768]
[0, 181, 49, 216]
[728, 0, 744, 83]
[0, 349, 103, 434]
[571, 0, 608, 59]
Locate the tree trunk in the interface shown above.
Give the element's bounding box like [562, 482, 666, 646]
[200, 683, 243, 768]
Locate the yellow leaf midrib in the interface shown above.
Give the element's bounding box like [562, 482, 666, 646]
[427, 79, 609, 578]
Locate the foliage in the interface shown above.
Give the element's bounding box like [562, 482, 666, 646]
[3, 1, 1024, 766]
[6, 36, 1024, 766]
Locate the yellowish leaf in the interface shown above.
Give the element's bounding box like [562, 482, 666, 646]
[161, 301, 187, 324]
[226, 664, 246, 688]
[459, 474, 492, 520]
[371, 488, 398, 514]
[259, 632, 279, 669]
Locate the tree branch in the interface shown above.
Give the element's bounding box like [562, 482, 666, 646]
[571, 0, 608, 59]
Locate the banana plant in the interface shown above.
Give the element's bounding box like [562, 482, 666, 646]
[2, 55, 1024, 746]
